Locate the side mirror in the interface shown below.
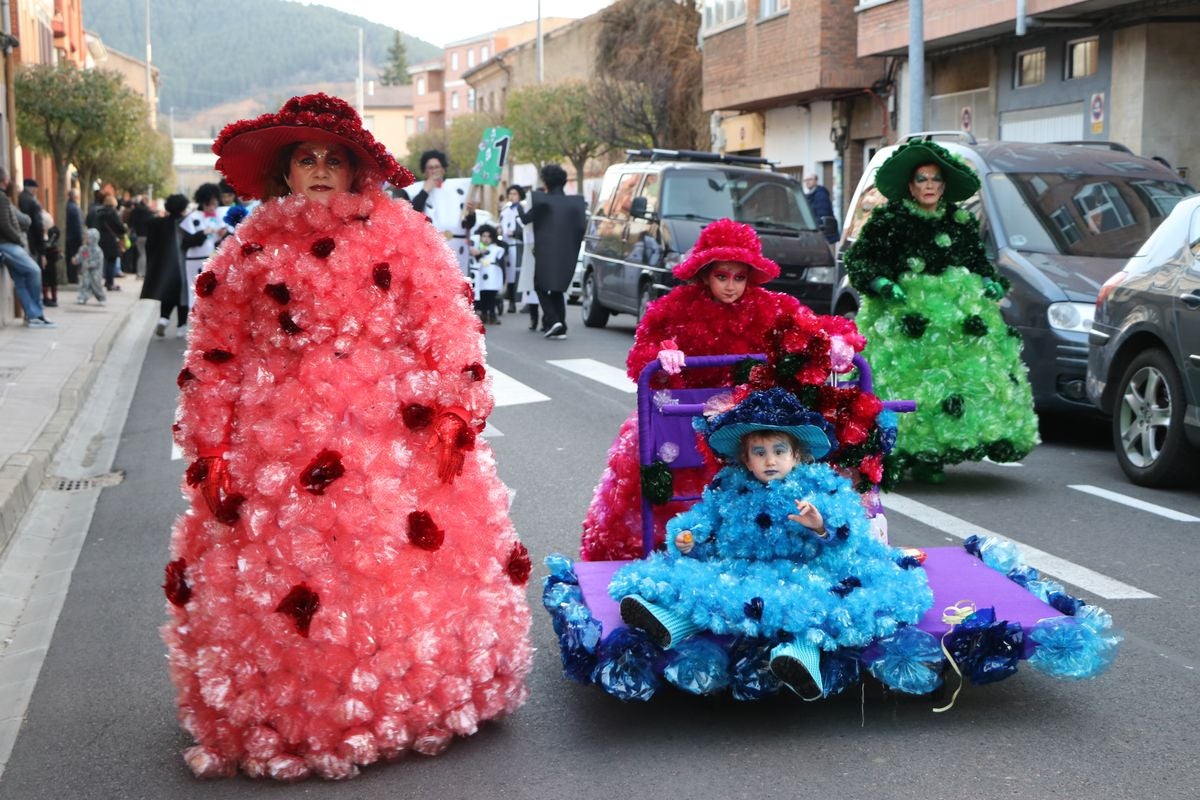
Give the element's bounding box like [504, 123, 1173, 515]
[819, 216, 839, 238]
[630, 196, 654, 220]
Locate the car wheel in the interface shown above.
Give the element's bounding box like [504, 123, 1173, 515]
[835, 298, 858, 320]
[637, 283, 653, 323]
[581, 270, 610, 328]
[1111, 349, 1198, 487]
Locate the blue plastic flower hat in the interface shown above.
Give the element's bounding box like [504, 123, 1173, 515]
[704, 387, 838, 462]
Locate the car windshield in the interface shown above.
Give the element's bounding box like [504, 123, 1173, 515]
[661, 170, 817, 231]
[987, 172, 1194, 258]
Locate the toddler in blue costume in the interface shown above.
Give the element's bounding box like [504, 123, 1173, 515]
[610, 387, 934, 697]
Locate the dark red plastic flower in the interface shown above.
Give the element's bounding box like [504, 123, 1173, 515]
[373, 262, 391, 290]
[275, 583, 320, 637]
[163, 558, 192, 607]
[185, 458, 210, 487]
[203, 349, 235, 363]
[241, 242, 264, 256]
[195, 272, 218, 298]
[310, 237, 336, 258]
[401, 403, 435, 429]
[464, 362, 485, 382]
[407, 510, 444, 551]
[214, 493, 245, 525]
[177, 368, 196, 388]
[279, 311, 302, 335]
[505, 542, 532, 585]
[299, 449, 345, 494]
[264, 283, 290, 304]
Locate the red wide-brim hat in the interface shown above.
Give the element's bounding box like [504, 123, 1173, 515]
[672, 218, 780, 284]
[212, 93, 414, 200]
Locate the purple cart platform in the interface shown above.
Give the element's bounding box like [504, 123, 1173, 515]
[574, 547, 1053, 659]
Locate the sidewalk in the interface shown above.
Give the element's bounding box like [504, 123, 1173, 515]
[0, 277, 147, 555]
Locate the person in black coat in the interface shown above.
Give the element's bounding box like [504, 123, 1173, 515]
[93, 194, 127, 291]
[65, 189, 83, 283]
[18, 179, 53, 305]
[141, 194, 190, 337]
[802, 174, 838, 243]
[519, 164, 586, 339]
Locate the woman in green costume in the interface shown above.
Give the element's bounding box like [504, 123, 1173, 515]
[843, 139, 1038, 482]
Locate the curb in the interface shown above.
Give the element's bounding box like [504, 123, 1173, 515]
[0, 301, 143, 554]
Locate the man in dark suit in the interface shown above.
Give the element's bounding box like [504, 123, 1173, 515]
[803, 174, 838, 244]
[18, 178, 50, 304]
[520, 164, 586, 340]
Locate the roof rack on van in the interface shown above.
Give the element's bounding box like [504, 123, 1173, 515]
[623, 148, 775, 169]
[904, 131, 979, 146]
[1052, 140, 1134, 154]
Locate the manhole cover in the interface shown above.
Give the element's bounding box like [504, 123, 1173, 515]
[44, 471, 125, 492]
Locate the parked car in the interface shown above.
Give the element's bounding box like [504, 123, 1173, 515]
[569, 241, 584, 304]
[1086, 192, 1200, 486]
[580, 149, 838, 328]
[833, 133, 1194, 413]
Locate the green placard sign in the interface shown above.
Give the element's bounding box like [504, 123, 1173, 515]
[470, 127, 513, 186]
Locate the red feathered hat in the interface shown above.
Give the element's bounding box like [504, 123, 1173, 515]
[672, 218, 780, 284]
[212, 93, 414, 200]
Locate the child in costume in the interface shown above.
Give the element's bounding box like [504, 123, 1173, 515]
[470, 223, 505, 325]
[72, 227, 106, 305]
[163, 94, 533, 781]
[581, 219, 865, 561]
[611, 387, 933, 697]
[842, 139, 1039, 481]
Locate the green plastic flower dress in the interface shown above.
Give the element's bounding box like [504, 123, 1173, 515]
[844, 197, 1039, 481]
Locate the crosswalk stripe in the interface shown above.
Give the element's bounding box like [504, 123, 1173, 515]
[885, 492, 1157, 600]
[171, 442, 182, 461]
[489, 366, 551, 407]
[547, 358, 636, 394]
[1068, 484, 1200, 522]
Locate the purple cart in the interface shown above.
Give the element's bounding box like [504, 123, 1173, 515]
[543, 354, 1120, 701]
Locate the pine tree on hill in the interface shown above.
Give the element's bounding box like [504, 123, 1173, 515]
[380, 32, 411, 86]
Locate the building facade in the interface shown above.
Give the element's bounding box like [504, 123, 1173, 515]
[362, 82, 415, 162]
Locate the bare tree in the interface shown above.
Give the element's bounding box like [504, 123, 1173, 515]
[592, 0, 705, 150]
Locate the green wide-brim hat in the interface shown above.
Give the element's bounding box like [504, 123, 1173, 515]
[874, 140, 980, 204]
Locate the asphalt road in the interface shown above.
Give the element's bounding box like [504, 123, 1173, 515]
[1, 303, 1197, 799]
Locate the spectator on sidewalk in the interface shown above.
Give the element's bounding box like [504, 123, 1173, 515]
[94, 194, 127, 292]
[129, 196, 154, 279]
[0, 166, 56, 328]
[65, 189, 83, 283]
[72, 227, 106, 305]
[803, 173, 839, 244]
[18, 178, 54, 307]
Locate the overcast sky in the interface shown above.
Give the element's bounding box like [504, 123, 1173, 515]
[293, 0, 617, 48]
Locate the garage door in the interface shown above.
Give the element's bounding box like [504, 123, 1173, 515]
[999, 102, 1084, 142]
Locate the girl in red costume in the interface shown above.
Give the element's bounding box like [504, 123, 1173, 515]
[580, 219, 864, 561]
[162, 95, 532, 780]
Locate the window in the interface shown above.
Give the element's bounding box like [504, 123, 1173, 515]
[191, 143, 210, 154]
[467, 49, 475, 68]
[451, 91, 459, 110]
[481, 46, 489, 61]
[702, 0, 746, 31]
[416, 77, 425, 96]
[451, 52, 459, 70]
[1016, 48, 1045, 88]
[760, 0, 790, 17]
[467, 88, 475, 108]
[1066, 37, 1099, 79]
[418, 117, 426, 132]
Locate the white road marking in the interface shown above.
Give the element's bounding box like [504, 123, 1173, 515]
[483, 421, 503, 438]
[489, 367, 551, 407]
[983, 456, 1023, 468]
[170, 441, 182, 461]
[885, 492, 1157, 600]
[547, 358, 636, 394]
[1069, 484, 1200, 522]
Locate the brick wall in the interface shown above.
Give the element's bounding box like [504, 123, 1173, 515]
[703, 0, 886, 111]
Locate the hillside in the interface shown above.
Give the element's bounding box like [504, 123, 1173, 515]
[84, 0, 439, 123]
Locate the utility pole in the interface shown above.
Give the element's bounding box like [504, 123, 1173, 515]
[908, 0, 925, 134]
[144, 0, 155, 127]
[536, 0, 544, 84]
[356, 28, 365, 115]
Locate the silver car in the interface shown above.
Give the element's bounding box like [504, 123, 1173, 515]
[1086, 192, 1200, 486]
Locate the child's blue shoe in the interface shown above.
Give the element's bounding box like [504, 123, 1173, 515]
[620, 594, 701, 649]
[770, 640, 824, 700]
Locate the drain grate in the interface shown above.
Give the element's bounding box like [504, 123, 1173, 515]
[45, 471, 125, 492]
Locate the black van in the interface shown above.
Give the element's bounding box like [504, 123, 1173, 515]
[580, 149, 838, 327]
[832, 133, 1194, 414]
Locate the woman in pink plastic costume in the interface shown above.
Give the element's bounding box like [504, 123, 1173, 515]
[162, 94, 533, 781]
[580, 219, 865, 561]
